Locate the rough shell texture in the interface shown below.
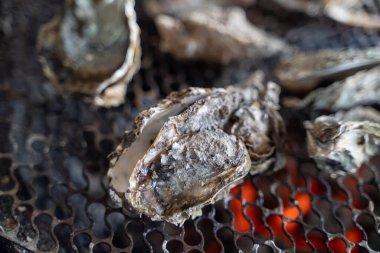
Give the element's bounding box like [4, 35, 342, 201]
[305, 116, 380, 175]
[334, 107, 380, 123]
[144, 0, 256, 16]
[273, 0, 323, 15]
[108, 72, 286, 225]
[325, 0, 380, 30]
[275, 48, 380, 93]
[37, 0, 141, 107]
[297, 65, 380, 112]
[154, 4, 293, 63]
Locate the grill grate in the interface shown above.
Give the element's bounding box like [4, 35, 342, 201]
[1, 0, 380, 252]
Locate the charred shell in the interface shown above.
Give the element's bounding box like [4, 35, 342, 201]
[296, 65, 380, 112]
[305, 116, 380, 175]
[152, 4, 293, 63]
[325, 0, 380, 29]
[275, 48, 380, 93]
[107, 72, 286, 225]
[37, 0, 141, 107]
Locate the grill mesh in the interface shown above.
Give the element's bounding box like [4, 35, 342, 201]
[1, 0, 380, 252]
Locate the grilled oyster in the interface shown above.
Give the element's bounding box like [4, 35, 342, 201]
[275, 48, 380, 93]
[144, 0, 256, 16]
[154, 4, 293, 63]
[273, 0, 323, 15]
[334, 107, 380, 123]
[37, 0, 140, 107]
[297, 65, 380, 112]
[325, 0, 380, 29]
[305, 116, 380, 175]
[108, 72, 286, 225]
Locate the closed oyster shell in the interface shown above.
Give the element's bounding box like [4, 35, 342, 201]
[154, 4, 293, 63]
[334, 107, 380, 123]
[273, 0, 323, 15]
[37, 0, 141, 107]
[297, 65, 380, 112]
[305, 116, 380, 175]
[108, 72, 286, 225]
[325, 0, 380, 29]
[275, 48, 380, 93]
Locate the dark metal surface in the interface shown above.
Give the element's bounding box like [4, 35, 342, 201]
[1, 0, 380, 252]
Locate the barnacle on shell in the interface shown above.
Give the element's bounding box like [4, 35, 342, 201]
[276, 48, 380, 93]
[305, 116, 380, 175]
[107, 72, 286, 225]
[37, 0, 141, 107]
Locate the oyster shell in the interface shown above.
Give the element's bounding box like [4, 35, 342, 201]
[334, 107, 380, 123]
[37, 0, 141, 107]
[108, 72, 286, 225]
[273, 0, 323, 15]
[297, 65, 380, 112]
[275, 48, 380, 93]
[305, 116, 380, 175]
[325, 0, 380, 29]
[153, 4, 293, 63]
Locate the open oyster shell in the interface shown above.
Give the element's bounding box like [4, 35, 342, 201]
[37, 0, 141, 107]
[296, 65, 380, 112]
[305, 116, 380, 175]
[275, 48, 380, 93]
[108, 72, 286, 225]
[152, 3, 293, 63]
[325, 0, 380, 29]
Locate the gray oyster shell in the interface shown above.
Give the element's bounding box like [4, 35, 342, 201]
[273, 0, 323, 16]
[37, 0, 141, 107]
[334, 107, 380, 123]
[275, 48, 380, 93]
[108, 72, 286, 225]
[297, 65, 380, 112]
[152, 4, 293, 63]
[305, 116, 380, 175]
[325, 0, 380, 30]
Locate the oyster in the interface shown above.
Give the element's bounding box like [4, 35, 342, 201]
[108, 72, 286, 225]
[325, 0, 380, 29]
[144, 0, 256, 16]
[297, 65, 380, 112]
[275, 48, 380, 93]
[153, 4, 293, 63]
[273, 0, 323, 15]
[37, 0, 141, 107]
[334, 107, 380, 123]
[305, 116, 380, 175]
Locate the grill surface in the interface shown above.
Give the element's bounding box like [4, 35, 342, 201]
[1, 0, 380, 252]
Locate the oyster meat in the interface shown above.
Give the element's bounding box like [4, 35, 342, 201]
[153, 3, 293, 63]
[37, 0, 141, 107]
[108, 72, 286, 225]
[296, 65, 380, 112]
[275, 48, 380, 93]
[305, 116, 380, 175]
[273, 0, 323, 15]
[325, 0, 380, 29]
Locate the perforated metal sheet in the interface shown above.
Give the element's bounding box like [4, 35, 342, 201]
[1, 0, 380, 252]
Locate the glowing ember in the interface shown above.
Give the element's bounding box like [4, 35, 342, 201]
[345, 227, 363, 243]
[328, 238, 347, 253]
